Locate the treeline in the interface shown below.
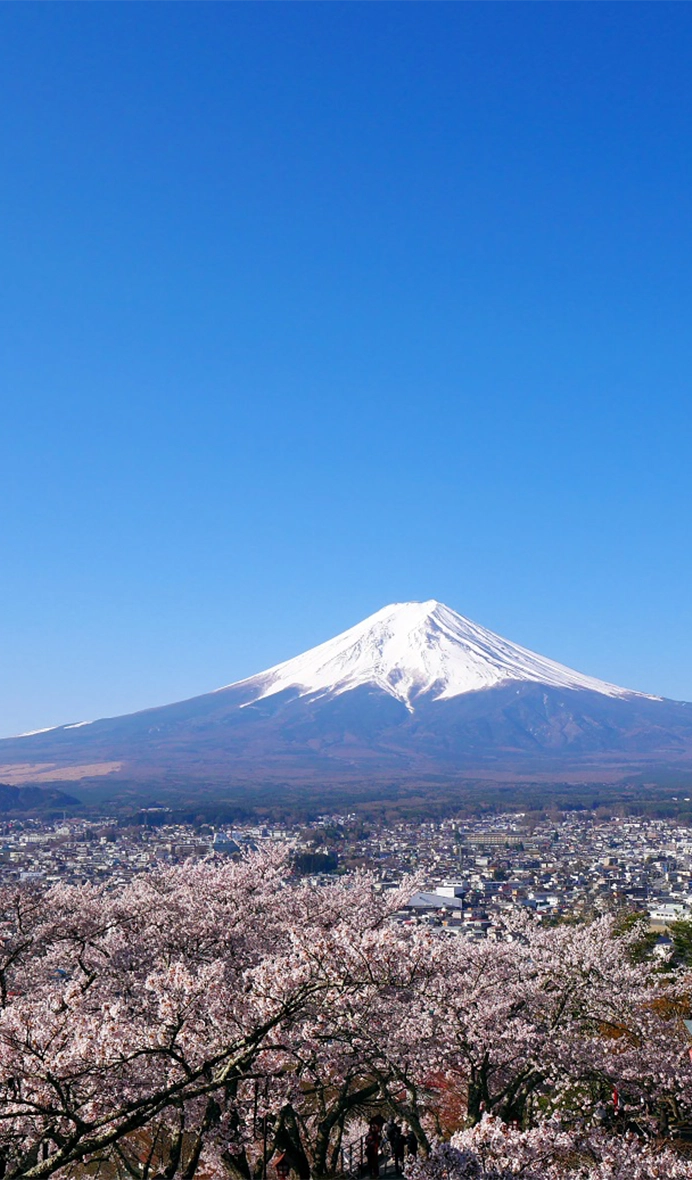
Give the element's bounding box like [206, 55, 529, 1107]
[105, 778, 692, 828]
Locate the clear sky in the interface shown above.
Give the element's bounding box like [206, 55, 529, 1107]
[1, 2, 692, 736]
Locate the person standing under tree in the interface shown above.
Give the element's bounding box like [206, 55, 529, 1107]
[365, 1122, 380, 1178]
[405, 1128, 418, 1159]
[390, 1123, 405, 1174]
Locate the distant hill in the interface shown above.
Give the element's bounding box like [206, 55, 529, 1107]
[0, 782, 80, 813]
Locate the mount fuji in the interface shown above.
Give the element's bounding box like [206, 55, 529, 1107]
[1, 601, 691, 800]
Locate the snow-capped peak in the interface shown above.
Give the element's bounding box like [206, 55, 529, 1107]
[231, 600, 647, 711]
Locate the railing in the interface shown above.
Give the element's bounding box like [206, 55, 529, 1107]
[339, 1134, 364, 1177]
[339, 1135, 408, 1178]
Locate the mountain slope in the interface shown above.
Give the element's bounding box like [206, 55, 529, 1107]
[0, 601, 690, 795]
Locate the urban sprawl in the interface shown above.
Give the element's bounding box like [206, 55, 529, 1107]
[4, 808, 692, 937]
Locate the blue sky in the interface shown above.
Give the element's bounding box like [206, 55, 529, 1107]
[1, 3, 692, 735]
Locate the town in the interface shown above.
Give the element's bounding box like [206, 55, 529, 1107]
[3, 807, 692, 938]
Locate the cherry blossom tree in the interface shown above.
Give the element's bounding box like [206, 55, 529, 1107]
[168, 870, 435, 1180]
[0, 848, 330, 1178]
[0, 850, 690, 1179]
[420, 914, 691, 1132]
[0, 852, 427, 1179]
[408, 1115, 692, 1179]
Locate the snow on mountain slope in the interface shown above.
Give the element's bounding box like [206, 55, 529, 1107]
[228, 600, 648, 712]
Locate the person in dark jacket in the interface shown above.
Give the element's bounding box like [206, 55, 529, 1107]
[390, 1124, 405, 1174]
[365, 1123, 380, 1178]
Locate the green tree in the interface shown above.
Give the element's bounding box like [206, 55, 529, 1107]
[668, 917, 692, 966]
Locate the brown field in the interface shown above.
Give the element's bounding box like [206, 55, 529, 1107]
[0, 761, 123, 785]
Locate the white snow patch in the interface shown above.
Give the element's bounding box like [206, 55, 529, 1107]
[15, 726, 59, 738]
[14, 719, 93, 738]
[223, 600, 656, 712]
